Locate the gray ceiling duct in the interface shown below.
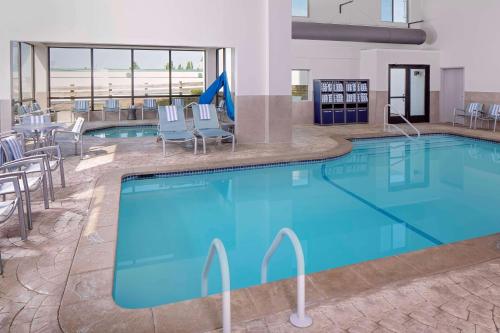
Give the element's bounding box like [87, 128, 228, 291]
[292, 22, 426, 45]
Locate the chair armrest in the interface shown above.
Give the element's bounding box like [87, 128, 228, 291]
[1, 157, 45, 173]
[0, 175, 23, 196]
[25, 145, 62, 160]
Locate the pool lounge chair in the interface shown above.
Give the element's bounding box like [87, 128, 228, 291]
[142, 99, 158, 120]
[172, 98, 185, 110]
[476, 104, 500, 132]
[73, 100, 90, 122]
[453, 103, 483, 128]
[102, 99, 121, 121]
[192, 104, 235, 154]
[158, 106, 197, 155]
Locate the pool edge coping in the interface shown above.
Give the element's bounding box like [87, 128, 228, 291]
[59, 126, 500, 333]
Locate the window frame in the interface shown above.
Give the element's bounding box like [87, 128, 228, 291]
[292, 0, 309, 18]
[381, 0, 409, 23]
[48, 46, 207, 111]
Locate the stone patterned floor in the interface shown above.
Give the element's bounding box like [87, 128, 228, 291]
[209, 259, 500, 333]
[0, 122, 498, 333]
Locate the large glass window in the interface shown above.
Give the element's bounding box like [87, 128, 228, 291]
[11, 42, 20, 103]
[381, 0, 408, 23]
[171, 51, 205, 96]
[49, 48, 91, 112]
[292, 70, 309, 101]
[10, 42, 34, 104]
[292, 0, 308, 17]
[49, 47, 206, 111]
[21, 43, 34, 101]
[93, 49, 132, 97]
[133, 50, 170, 97]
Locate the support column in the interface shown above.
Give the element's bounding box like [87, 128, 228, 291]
[235, 0, 292, 144]
[0, 42, 13, 131]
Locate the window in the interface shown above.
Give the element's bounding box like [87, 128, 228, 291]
[10, 42, 35, 104]
[11, 42, 20, 103]
[49, 48, 91, 112]
[171, 50, 205, 96]
[291, 70, 309, 101]
[48, 47, 206, 111]
[381, 0, 408, 23]
[292, 0, 308, 17]
[133, 50, 170, 97]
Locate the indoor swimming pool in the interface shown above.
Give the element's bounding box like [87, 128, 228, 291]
[114, 134, 500, 308]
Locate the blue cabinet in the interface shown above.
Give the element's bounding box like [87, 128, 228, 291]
[357, 108, 368, 123]
[346, 109, 357, 123]
[313, 79, 369, 126]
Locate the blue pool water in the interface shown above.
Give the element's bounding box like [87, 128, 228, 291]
[84, 126, 157, 138]
[114, 135, 500, 309]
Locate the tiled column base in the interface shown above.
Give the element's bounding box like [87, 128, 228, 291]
[235, 95, 292, 144]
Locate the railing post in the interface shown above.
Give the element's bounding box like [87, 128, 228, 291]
[261, 228, 313, 328]
[201, 239, 231, 333]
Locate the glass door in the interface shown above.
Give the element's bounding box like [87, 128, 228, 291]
[388, 65, 430, 123]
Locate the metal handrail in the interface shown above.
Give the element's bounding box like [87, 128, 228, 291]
[261, 228, 313, 328]
[201, 239, 231, 333]
[384, 104, 421, 138]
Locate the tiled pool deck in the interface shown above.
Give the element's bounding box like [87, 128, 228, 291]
[0, 122, 500, 332]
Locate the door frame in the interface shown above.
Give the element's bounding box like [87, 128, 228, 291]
[388, 64, 430, 124]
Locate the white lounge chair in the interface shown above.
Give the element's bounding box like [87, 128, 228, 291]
[102, 99, 121, 121]
[476, 104, 500, 132]
[73, 100, 90, 122]
[142, 99, 158, 120]
[158, 105, 197, 156]
[453, 103, 483, 128]
[192, 104, 235, 154]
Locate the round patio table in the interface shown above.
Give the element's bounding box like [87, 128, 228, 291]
[13, 122, 66, 146]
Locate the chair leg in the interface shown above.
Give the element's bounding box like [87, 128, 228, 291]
[23, 189, 33, 229]
[17, 198, 27, 241]
[41, 176, 49, 210]
[80, 139, 84, 160]
[231, 135, 235, 152]
[142, 108, 144, 120]
[203, 137, 206, 154]
[194, 137, 198, 155]
[47, 165, 55, 202]
[495, 119, 498, 132]
[163, 140, 166, 157]
[59, 160, 66, 188]
[102, 110, 105, 121]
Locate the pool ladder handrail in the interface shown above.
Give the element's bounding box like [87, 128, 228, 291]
[261, 228, 313, 328]
[384, 104, 421, 139]
[201, 239, 231, 333]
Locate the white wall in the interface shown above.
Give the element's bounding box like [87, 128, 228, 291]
[420, 0, 500, 92]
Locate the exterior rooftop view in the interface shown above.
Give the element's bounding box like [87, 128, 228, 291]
[1, 0, 500, 332]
